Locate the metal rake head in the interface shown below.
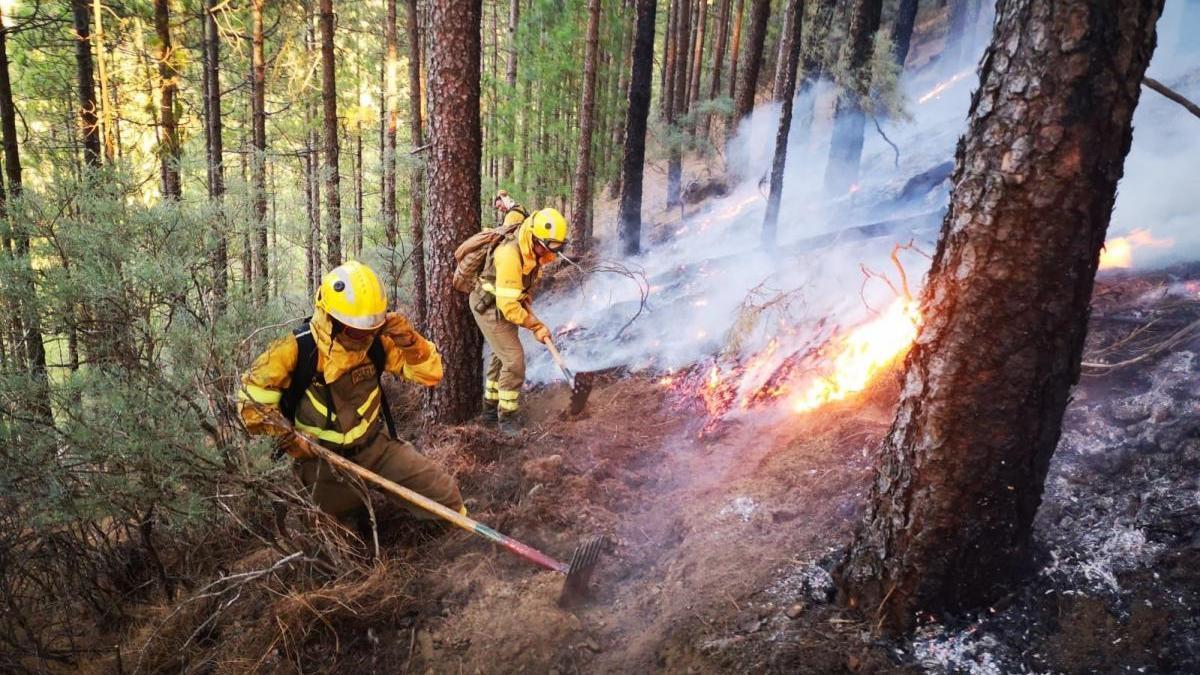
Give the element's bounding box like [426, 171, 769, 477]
[558, 536, 607, 607]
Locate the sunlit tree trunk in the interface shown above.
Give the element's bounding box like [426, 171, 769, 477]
[203, 0, 227, 308]
[406, 0, 427, 329]
[320, 0, 341, 269]
[608, 1, 634, 200]
[667, 0, 692, 207]
[727, 0, 744, 100]
[837, 0, 1165, 636]
[661, 0, 678, 118]
[423, 0, 483, 424]
[251, 0, 268, 302]
[71, 0, 102, 167]
[154, 0, 181, 199]
[702, 0, 731, 138]
[617, 0, 656, 257]
[731, 0, 769, 130]
[687, 0, 708, 113]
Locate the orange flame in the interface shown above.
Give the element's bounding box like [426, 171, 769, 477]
[790, 299, 922, 412]
[918, 69, 972, 104]
[1099, 229, 1173, 270]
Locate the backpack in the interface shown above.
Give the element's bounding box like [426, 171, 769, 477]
[451, 211, 526, 294]
[278, 318, 397, 438]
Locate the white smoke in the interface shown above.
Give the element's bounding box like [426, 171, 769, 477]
[521, 6, 1198, 385]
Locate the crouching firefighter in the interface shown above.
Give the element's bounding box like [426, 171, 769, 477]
[238, 260, 465, 527]
[469, 208, 569, 433]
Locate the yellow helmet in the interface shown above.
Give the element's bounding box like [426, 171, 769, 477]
[315, 260, 387, 330]
[526, 208, 569, 251]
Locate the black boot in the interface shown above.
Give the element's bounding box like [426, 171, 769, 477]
[497, 412, 525, 436]
[481, 401, 499, 425]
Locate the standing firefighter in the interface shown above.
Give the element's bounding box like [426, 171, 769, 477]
[470, 208, 569, 432]
[491, 189, 528, 230]
[239, 261, 464, 526]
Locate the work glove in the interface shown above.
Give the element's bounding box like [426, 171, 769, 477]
[383, 311, 419, 349]
[275, 432, 317, 461]
[531, 323, 552, 344]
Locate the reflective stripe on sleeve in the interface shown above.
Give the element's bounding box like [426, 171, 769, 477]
[480, 281, 523, 299]
[239, 384, 282, 405]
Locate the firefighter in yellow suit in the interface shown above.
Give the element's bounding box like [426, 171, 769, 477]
[491, 189, 528, 230]
[239, 261, 464, 525]
[470, 208, 569, 433]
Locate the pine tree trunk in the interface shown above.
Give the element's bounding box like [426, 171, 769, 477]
[71, 0, 102, 167]
[727, 0, 744, 100]
[154, 0, 181, 200]
[731, 0, 769, 129]
[251, 0, 268, 303]
[836, 0, 1165, 636]
[203, 0, 227, 308]
[354, 121, 363, 257]
[383, 0, 398, 255]
[892, 0, 919, 68]
[0, 13, 50, 419]
[423, 0, 483, 424]
[822, 0, 881, 196]
[667, 0, 692, 207]
[406, 0, 426, 329]
[772, 2, 793, 99]
[91, 0, 116, 162]
[617, 0, 656, 257]
[501, 0, 519, 182]
[661, 0, 678, 117]
[305, 0, 321, 297]
[761, 0, 803, 245]
[571, 0, 601, 256]
[608, 2, 634, 199]
[687, 0, 708, 112]
[319, 0, 341, 269]
[702, 0, 731, 138]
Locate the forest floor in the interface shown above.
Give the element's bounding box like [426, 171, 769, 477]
[104, 263, 1200, 674]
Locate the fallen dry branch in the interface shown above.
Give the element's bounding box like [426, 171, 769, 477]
[1081, 316, 1200, 374]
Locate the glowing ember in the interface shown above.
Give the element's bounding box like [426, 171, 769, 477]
[918, 69, 972, 104]
[790, 299, 922, 413]
[1099, 229, 1173, 270]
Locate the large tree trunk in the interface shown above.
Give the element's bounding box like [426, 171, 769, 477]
[154, 0, 181, 200]
[727, 0, 745, 100]
[687, 0, 708, 112]
[319, 0, 341, 269]
[731, 0, 769, 130]
[836, 0, 1165, 636]
[405, 0, 426, 329]
[0, 13, 50, 418]
[423, 0, 483, 424]
[71, 0, 102, 167]
[891, 0, 919, 68]
[203, 0, 227, 308]
[661, 0, 679, 119]
[822, 0, 881, 197]
[91, 0, 116, 162]
[608, 2, 634, 200]
[772, 2, 794, 99]
[761, 0, 803, 245]
[702, 0, 731, 138]
[617, 0, 656, 257]
[667, 0, 692, 208]
[571, 0, 601, 256]
[251, 0, 268, 303]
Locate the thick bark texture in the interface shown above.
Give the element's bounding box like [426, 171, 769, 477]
[423, 0, 483, 424]
[71, 0, 101, 167]
[822, 0, 882, 196]
[154, 0, 181, 199]
[251, 0, 268, 302]
[406, 0, 426, 329]
[731, 0, 769, 129]
[617, 0, 656, 257]
[571, 0, 601, 256]
[761, 0, 803, 245]
[319, 0, 341, 269]
[836, 0, 1165, 636]
[891, 0, 919, 67]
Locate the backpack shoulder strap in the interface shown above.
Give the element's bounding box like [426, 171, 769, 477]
[368, 337, 398, 438]
[279, 318, 317, 422]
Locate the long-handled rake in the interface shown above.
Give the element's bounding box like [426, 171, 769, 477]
[544, 339, 595, 415]
[270, 417, 605, 607]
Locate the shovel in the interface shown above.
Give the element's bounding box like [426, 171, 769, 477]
[543, 338, 595, 415]
[263, 414, 605, 607]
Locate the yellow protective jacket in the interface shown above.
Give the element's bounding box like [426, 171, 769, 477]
[486, 205, 527, 231]
[238, 308, 442, 445]
[479, 224, 556, 328]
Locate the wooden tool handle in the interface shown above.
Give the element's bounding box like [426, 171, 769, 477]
[543, 338, 575, 384]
